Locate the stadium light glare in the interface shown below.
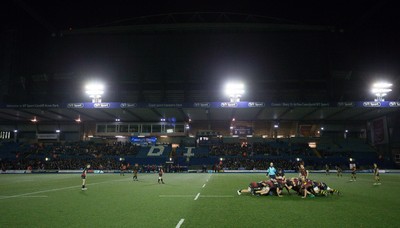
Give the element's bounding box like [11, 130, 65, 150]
[224, 82, 245, 102]
[371, 81, 392, 101]
[85, 82, 104, 103]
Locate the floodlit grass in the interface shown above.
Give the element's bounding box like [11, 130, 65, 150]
[1, 172, 399, 227]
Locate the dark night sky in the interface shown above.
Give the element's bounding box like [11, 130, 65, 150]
[2, 0, 399, 34]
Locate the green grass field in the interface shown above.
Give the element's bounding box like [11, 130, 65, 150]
[1, 172, 400, 228]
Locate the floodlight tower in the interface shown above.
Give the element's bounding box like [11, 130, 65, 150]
[85, 82, 104, 103]
[371, 82, 392, 102]
[224, 82, 245, 102]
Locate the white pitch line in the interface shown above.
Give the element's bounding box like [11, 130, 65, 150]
[0, 185, 79, 200]
[202, 184, 206, 188]
[194, 193, 200, 200]
[20, 195, 48, 198]
[176, 219, 185, 228]
[159, 195, 194, 198]
[0, 179, 122, 200]
[200, 195, 233, 198]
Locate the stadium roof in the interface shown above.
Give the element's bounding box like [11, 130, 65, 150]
[0, 101, 399, 124]
[1, 1, 399, 124]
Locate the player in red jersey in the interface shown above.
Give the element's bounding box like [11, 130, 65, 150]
[300, 177, 315, 198]
[81, 164, 90, 191]
[158, 167, 165, 184]
[298, 163, 309, 179]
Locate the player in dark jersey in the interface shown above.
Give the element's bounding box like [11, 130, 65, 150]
[255, 179, 284, 197]
[285, 177, 302, 195]
[158, 167, 165, 184]
[325, 164, 330, 175]
[275, 168, 290, 195]
[132, 163, 139, 181]
[237, 181, 266, 195]
[350, 162, 356, 181]
[373, 163, 381, 185]
[312, 181, 340, 196]
[336, 165, 343, 177]
[81, 164, 90, 190]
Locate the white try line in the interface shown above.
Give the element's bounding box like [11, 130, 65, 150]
[176, 219, 185, 228]
[194, 193, 200, 200]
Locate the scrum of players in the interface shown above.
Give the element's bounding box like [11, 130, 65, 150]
[237, 163, 340, 198]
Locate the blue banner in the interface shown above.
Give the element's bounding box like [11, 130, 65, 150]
[1, 101, 400, 109]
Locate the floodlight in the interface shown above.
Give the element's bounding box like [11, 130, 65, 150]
[14, 129, 18, 133]
[371, 81, 392, 101]
[224, 82, 245, 102]
[85, 82, 104, 103]
[56, 129, 61, 133]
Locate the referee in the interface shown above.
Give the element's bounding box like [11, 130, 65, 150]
[266, 162, 277, 180]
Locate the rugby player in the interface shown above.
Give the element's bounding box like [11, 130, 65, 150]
[373, 163, 381, 185]
[81, 164, 90, 191]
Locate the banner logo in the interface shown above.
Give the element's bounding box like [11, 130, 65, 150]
[248, 102, 265, 107]
[94, 103, 111, 108]
[67, 103, 84, 108]
[363, 102, 381, 107]
[221, 102, 237, 107]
